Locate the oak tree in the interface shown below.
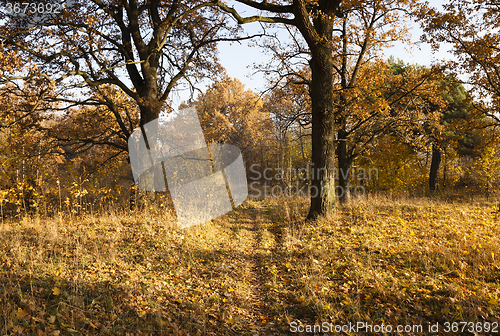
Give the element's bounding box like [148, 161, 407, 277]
[216, 0, 344, 219]
[0, 0, 256, 162]
[241, 0, 425, 204]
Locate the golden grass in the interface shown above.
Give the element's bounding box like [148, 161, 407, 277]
[0, 195, 499, 335]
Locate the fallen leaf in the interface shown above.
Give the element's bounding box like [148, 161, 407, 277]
[16, 308, 27, 319]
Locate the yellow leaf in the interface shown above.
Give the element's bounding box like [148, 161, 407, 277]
[222, 298, 227, 303]
[285, 262, 291, 269]
[52, 287, 61, 296]
[16, 308, 27, 319]
[228, 287, 234, 292]
[488, 295, 498, 306]
[298, 295, 305, 303]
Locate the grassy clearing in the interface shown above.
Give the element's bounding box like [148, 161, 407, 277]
[0, 195, 499, 335]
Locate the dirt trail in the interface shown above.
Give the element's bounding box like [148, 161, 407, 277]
[221, 200, 285, 335]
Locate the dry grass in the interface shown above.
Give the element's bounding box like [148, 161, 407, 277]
[1, 195, 499, 335]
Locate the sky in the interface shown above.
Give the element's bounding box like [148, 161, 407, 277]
[170, 1, 454, 110]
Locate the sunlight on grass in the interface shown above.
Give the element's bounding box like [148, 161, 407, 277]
[0, 195, 499, 334]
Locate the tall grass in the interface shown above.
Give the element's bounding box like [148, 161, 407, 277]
[0, 194, 499, 335]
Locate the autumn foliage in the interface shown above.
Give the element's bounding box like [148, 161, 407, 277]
[1, 0, 500, 334]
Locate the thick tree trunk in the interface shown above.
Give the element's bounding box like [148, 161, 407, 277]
[137, 88, 164, 191]
[429, 143, 441, 191]
[138, 96, 161, 127]
[306, 32, 336, 220]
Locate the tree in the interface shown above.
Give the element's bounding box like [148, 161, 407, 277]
[185, 75, 274, 171]
[215, 0, 343, 219]
[0, 80, 55, 215]
[218, 0, 437, 210]
[366, 65, 496, 193]
[0, 0, 270, 215]
[263, 80, 311, 171]
[417, 0, 500, 124]
[398, 70, 497, 192]
[425, 76, 472, 191]
[0, 0, 257, 159]
[322, 0, 417, 203]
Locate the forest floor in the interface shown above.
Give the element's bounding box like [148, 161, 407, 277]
[1, 195, 500, 335]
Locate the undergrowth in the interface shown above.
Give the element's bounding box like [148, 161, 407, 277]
[0, 195, 499, 335]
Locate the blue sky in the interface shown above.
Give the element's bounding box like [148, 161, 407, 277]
[171, 0, 453, 109]
[217, 17, 453, 90]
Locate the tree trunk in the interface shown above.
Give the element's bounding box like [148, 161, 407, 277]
[336, 128, 351, 203]
[137, 88, 164, 191]
[429, 143, 441, 191]
[306, 27, 336, 220]
[299, 125, 305, 163]
[443, 151, 447, 189]
[138, 96, 161, 127]
[129, 179, 138, 210]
